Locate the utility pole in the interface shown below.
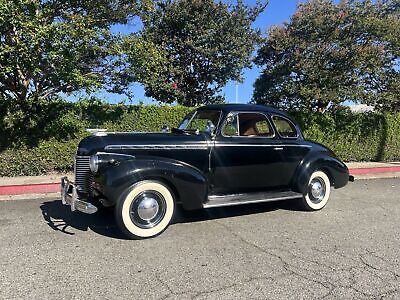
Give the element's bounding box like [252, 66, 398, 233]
[235, 82, 239, 103]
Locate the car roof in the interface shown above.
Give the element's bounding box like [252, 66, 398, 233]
[197, 103, 288, 116]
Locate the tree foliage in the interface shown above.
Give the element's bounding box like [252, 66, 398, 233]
[253, 0, 400, 111]
[123, 0, 266, 106]
[0, 0, 139, 105]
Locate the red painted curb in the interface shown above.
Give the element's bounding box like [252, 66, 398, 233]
[0, 183, 59, 195]
[349, 166, 400, 175]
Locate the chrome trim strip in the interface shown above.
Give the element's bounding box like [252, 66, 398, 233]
[214, 143, 312, 148]
[90, 131, 164, 135]
[104, 143, 311, 150]
[96, 152, 136, 158]
[104, 144, 209, 150]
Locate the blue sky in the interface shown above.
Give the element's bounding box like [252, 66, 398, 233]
[90, 0, 302, 104]
[224, 0, 300, 104]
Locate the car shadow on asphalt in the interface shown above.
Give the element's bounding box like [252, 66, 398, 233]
[40, 200, 128, 239]
[173, 199, 301, 224]
[40, 198, 301, 240]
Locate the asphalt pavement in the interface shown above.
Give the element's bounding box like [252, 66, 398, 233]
[0, 178, 399, 299]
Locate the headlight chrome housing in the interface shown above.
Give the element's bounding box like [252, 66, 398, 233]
[89, 154, 99, 173]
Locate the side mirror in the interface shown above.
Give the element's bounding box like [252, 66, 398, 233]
[161, 124, 170, 133]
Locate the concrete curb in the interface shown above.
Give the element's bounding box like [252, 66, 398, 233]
[0, 165, 399, 198]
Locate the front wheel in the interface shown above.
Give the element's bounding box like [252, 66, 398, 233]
[115, 181, 175, 239]
[299, 171, 331, 211]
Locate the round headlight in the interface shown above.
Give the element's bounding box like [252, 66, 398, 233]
[89, 154, 99, 173]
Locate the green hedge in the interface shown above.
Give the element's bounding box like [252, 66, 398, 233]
[0, 99, 191, 176]
[0, 99, 399, 177]
[292, 110, 400, 162]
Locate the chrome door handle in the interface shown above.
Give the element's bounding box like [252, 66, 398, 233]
[273, 147, 284, 150]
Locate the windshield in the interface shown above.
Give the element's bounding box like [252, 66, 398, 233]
[178, 110, 221, 133]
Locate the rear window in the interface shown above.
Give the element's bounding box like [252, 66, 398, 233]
[272, 115, 298, 138]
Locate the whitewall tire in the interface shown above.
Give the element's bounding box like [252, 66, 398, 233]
[300, 171, 331, 211]
[115, 181, 175, 239]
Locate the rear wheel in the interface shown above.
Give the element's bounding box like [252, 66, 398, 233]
[299, 171, 331, 211]
[115, 181, 175, 239]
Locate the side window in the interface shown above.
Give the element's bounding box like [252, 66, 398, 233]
[238, 113, 273, 137]
[222, 114, 239, 136]
[222, 112, 274, 137]
[272, 115, 298, 138]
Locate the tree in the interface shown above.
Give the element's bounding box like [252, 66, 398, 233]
[123, 0, 267, 106]
[253, 0, 400, 111]
[0, 0, 139, 106]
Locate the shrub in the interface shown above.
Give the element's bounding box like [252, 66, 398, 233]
[0, 99, 191, 176]
[292, 111, 400, 162]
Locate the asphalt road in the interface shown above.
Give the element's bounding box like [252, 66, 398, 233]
[0, 179, 399, 300]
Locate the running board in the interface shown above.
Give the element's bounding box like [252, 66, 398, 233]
[204, 191, 302, 208]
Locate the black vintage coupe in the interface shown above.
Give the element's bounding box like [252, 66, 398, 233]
[61, 104, 352, 238]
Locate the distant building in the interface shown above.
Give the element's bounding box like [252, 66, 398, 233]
[349, 104, 374, 113]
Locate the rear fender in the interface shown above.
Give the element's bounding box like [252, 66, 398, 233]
[93, 157, 207, 210]
[292, 152, 349, 194]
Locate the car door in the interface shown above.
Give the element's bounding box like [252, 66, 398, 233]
[270, 114, 312, 186]
[209, 111, 288, 195]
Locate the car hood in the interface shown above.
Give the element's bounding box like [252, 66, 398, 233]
[76, 132, 209, 156]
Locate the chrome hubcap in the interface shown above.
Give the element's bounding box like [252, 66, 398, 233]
[309, 177, 326, 203]
[130, 191, 166, 229]
[137, 197, 159, 221]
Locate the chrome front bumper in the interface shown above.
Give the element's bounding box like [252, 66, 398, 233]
[61, 177, 98, 214]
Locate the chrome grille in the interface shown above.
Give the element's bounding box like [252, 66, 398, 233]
[74, 155, 92, 194]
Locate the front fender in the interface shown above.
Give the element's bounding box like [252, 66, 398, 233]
[93, 157, 208, 210]
[292, 152, 349, 194]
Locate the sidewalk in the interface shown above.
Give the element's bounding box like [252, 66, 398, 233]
[0, 163, 399, 199]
